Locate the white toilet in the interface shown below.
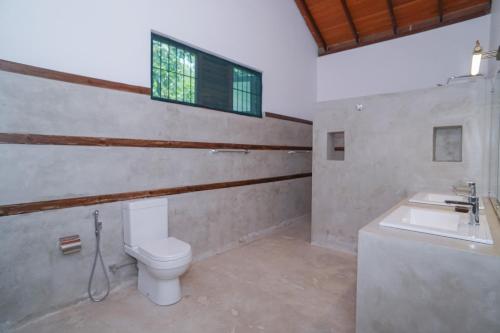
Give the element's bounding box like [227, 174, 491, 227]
[123, 198, 192, 305]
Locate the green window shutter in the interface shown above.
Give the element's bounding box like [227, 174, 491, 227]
[197, 53, 232, 112]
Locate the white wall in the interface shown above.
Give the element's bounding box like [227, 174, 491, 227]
[0, 0, 317, 120]
[317, 15, 491, 102]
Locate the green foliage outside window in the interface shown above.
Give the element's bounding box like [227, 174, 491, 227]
[152, 40, 196, 103]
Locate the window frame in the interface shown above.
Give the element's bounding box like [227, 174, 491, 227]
[150, 33, 263, 118]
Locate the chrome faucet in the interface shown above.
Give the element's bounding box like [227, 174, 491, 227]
[468, 196, 480, 225]
[445, 181, 480, 225]
[467, 182, 480, 225]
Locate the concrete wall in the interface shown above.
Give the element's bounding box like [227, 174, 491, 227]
[316, 15, 491, 102]
[0, 70, 312, 328]
[312, 80, 490, 253]
[0, 0, 317, 120]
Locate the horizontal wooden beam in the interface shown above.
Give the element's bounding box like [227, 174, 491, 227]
[322, 7, 490, 55]
[0, 133, 312, 151]
[0, 173, 312, 216]
[265, 112, 312, 125]
[0, 59, 150, 95]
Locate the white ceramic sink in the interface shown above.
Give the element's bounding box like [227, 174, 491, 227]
[379, 205, 493, 244]
[409, 192, 485, 210]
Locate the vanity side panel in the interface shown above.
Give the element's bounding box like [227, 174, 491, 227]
[356, 229, 500, 333]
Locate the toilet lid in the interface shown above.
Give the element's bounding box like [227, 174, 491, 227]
[138, 237, 191, 262]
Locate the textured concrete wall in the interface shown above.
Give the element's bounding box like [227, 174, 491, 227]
[0, 71, 312, 328]
[312, 80, 490, 253]
[0, 71, 311, 145]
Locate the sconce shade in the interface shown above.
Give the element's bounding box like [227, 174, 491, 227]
[471, 40, 482, 76]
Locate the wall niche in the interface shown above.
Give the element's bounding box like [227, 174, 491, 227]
[327, 131, 345, 161]
[433, 125, 462, 162]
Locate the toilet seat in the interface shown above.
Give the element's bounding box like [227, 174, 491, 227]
[138, 237, 191, 262]
[124, 237, 192, 270]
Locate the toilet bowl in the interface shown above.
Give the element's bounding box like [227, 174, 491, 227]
[123, 198, 192, 305]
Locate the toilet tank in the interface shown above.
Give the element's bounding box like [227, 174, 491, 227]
[123, 198, 168, 247]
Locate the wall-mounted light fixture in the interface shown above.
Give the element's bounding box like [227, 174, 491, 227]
[470, 40, 500, 76]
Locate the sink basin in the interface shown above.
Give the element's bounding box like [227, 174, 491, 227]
[379, 205, 493, 244]
[409, 192, 485, 210]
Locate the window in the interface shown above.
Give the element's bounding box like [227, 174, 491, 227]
[152, 39, 196, 103]
[233, 67, 260, 113]
[151, 33, 262, 118]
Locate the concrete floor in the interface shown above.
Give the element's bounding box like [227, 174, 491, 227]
[12, 222, 357, 333]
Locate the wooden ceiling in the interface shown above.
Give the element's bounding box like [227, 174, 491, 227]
[296, 0, 491, 55]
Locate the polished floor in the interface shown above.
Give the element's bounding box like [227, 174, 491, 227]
[13, 222, 357, 333]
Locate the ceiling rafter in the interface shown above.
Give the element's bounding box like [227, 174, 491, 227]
[295, 0, 327, 52]
[438, 0, 444, 22]
[386, 0, 398, 35]
[340, 0, 359, 44]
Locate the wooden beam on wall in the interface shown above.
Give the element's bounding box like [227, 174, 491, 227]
[386, 0, 398, 35]
[0, 133, 312, 151]
[265, 112, 313, 125]
[0, 59, 150, 95]
[340, 0, 359, 44]
[0, 173, 313, 217]
[295, 0, 327, 53]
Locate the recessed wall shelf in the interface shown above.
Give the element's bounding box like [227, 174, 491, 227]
[327, 132, 345, 160]
[433, 126, 462, 162]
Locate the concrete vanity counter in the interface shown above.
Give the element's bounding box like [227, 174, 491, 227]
[356, 198, 500, 333]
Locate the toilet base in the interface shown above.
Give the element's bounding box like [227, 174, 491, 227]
[137, 263, 182, 305]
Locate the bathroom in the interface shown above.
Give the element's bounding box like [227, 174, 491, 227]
[0, 0, 499, 332]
